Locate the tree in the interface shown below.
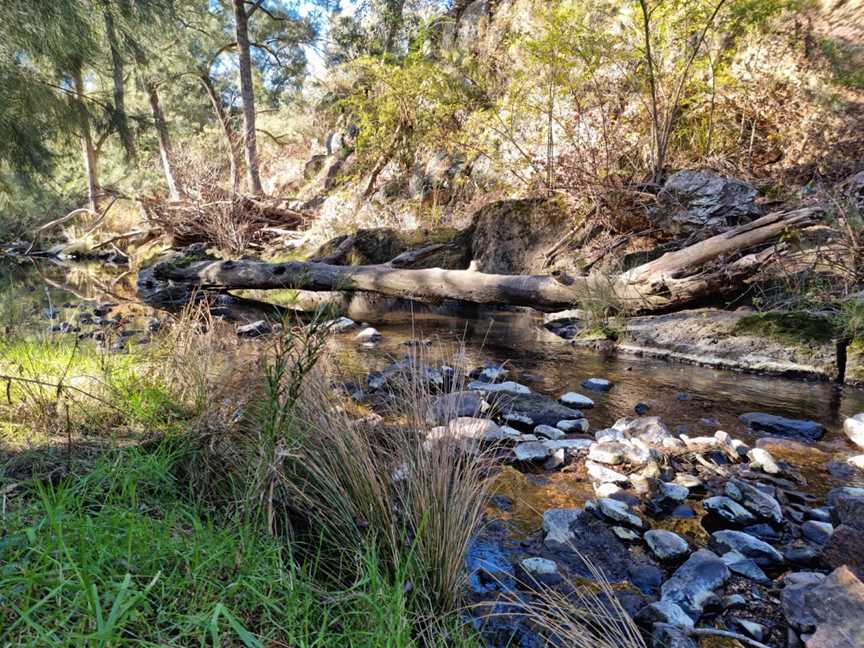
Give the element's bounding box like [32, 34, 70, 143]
[233, 0, 264, 195]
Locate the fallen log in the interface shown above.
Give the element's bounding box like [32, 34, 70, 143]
[139, 208, 822, 313]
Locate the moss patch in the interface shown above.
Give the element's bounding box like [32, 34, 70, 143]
[845, 339, 864, 385]
[733, 311, 837, 348]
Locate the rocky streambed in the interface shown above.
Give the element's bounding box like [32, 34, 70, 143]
[333, 319, 864, 648]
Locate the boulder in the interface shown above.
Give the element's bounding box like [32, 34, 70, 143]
[644, 479, 689, 515]
[828, 488, 864, 531]
[781, 571, 826, 632]
[660, 549, 730, 622]
[545, 438, 593, 452]
[560, 392, 595, 408]
[645, 530, 690, 562]
[425, 391, 483, 424]
[710, 530, 785, 567]
[739, 412, 825, 442]
[803, 566, 864, 648]
[445, 417, 503, 441]
[844, 413, 864, 449]
[514, 441, 551, 462]
[519, 557, 560, 584]
[612, 416, 672, 443]
[801, 520, 833, 545]
[655, 169, 759, 236]
[820, 525, 864, 579]
[581, 378, 613, 392]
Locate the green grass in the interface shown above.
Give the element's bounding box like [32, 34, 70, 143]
[0, 444, 477, 647]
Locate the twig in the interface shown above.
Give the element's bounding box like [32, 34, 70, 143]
[688, 627, 772, 648]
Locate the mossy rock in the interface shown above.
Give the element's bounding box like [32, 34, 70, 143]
[312, 226, 472, 268]
[846, 339, 864, 386]
[732, 311, 838, 348]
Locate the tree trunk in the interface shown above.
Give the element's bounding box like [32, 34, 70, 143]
[146, 81, 182, 200]
[102, 4, 135, 160]
[71, 67, 100, 213]
[200, 74, 241, 194]
[140, 208, 821, 314]
[232, 0, 263, 195]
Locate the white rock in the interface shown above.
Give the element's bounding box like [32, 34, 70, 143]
[612, 416, 671, 443]
[354, 327, 381, 342]
[557, 418, 589, 433]
[327, 316, 356, 332]
[559, 392, 595, 409]
[589, 442, 626, 465]
[514, 441, 551, 462]
[595, 482, 623, 498]
[542, 508, 581, 549]
[545, 448, 566, 469]
[500, 425, 522, 438]
[844, 413, 864, 450]
[596, 497, 643, 528]
[467, 380, 532, 395]
[747, 448, 781, 475]
[447, 417, 503, 441]
[545, 438, 593, 452]
[585, 460, 630, 485]
[534, 424, 565, 440]
[521, 557, 559, 577]
[848, 455, 864, 470]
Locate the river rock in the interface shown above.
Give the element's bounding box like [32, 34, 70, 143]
[642, 479, 689, 515]
[559, 392, 595, 408]
[470, 365, 509, 383]
[594, 498, 643, 529]
[728, 618, 767, 643]
[354, 327, 381, 342]
[612, 416, 672, 443]
[710, 530, 784, 567]
[782, 571, 825, 632]
[827, 487, 864, 530]
[425, 391, 483, 424]
[236, 320, 272, 338]
[651, 623, 698, 648]
[496, 393, 583, 428]
[820, 525, 864, 579]
[747, 447, 781, 475]
[645, 530, 689, 562]
[534, 424, 564, 440]
[721, 550, 770, 584]
[588, 442, 627, 465]
[519, 557, 560, 584]
[542, 508, 581, 550]
[725, 478, 784, 525]
[802, 566, 864, 648]
[844, 413, 864, 449]
[514, 441, 551, 462]
[585, 460, 630, 485]
[703, 495, 757, 526]
[467, 380, 532, 395]
[660, 549, 730, 622]
[740, 412, 825, 442]
[556, 418, 589, 433]
[656, 169, 759, 235]
[581, 377, 613, 392]
[635, 600, 694, 629]
[849, 455, 864, 470]
[545, 438, 593, 452]
[802, 520, 833, 545]
[327, 316, 356, 332]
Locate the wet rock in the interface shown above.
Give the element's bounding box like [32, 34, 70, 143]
[703, 495, 757, 526]
[514, 441, 551, 462]
[802, 566, 864, 648]
[644, 479, 689, 515]
[721, 550, 771, 584]
[645, 530, 689, 562]
[425, 391, 483, 424]
[467, 380, 532, 395]
[725, 478, 784, 525]
[327, 317, 356, 332]
[748, 447, 782, 475]
[802, 520, 833, 545]
[556, 418, 589, 433]
[782, 571, 825, 632]
[820, 525, 864, 579]
[828, 487, 864, 531]
[660, 549, 730, 622]
[739, 412, 825, 442]
[656, 169, 759, 236]
[651, 623, 698, 648]
[542, 508, 581, 550]
[354, 327, 381, 342]
[496, 393, 583, 428]
[533, 424, 564, 440]
[634, 402, 650, 415]
[581, 377, 612, 392]
[559, 392, 594, 408]
[585, 460, 629, 485]
[594, 498, 643, 529]
[636, 600, 694, 629]
[710, 530, 784, 567]
[844, 413, 864, 449]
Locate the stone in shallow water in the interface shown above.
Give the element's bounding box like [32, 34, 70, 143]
[467, 380, 532, 395]
[581, 377, 613, 392]
[353, 326, 381, 342]
[327, 316, 356, 332]
[425, 391, 483, 424]
[497, 393, 583, 428]
[542, 508, 581, 550]
[710, 529, 784, 567]
[644, 529, 689, 562]
[739, 412, 825, 442]
[613, 416, 672, 443]
[470, 365, 509, 383]
[660, 549, 730, 623]
[559, 392, 595, 408]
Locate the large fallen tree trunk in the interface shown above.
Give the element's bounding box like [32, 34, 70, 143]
[139, 208, 821, 313]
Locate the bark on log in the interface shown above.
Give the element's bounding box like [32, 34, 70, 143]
[140, 208, 821, 313]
